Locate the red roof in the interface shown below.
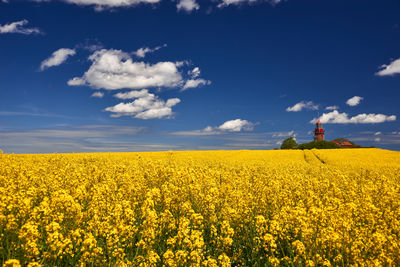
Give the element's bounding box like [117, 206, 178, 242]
[331, 141, 353, 147]
[316, 119, 322, 124]
[341, 141, 352, 146]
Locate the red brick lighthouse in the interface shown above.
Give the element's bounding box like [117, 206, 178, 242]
[314, 120, 325, 142]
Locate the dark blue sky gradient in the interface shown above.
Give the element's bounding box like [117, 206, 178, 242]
[0, 0, 400, 153]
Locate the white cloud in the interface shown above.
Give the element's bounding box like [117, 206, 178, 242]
[67, 77, 86, 86]
[375, 137, 381, 142]
[286, 101, 319, 112]
[374, 131, 381, 136]
[325, 105, 339, 110]
[105, 89, 180, 119]
[34, 0, 160, 10]
[0, 20, 42, 35]
[40, 48, 76, 70]
[203, 126, 214, 133]
[189, 67, 200, 78]
[65, 48, 209, 121]
[376, 58, 400, 76]
[114, 89, 150, 99]
[217, 119, 255, 132]
[182, 79, 211, 91]
[91, 91, 104, 98]
[132, 44, 167, 58]
[346, 96, 363, 107]
[181, 67, 210, 91]
[177, 0, 200, 12]
[175, 61, 190, 67]
[68, 49, 184, 90]
[311, 110, 396, 124]
[217, 0, 282, 8]
[171, 119, 256, 135]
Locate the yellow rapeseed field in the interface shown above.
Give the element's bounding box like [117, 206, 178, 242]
[1, 148, 400, 266]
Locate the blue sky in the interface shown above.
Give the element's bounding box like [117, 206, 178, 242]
[1, 0, 400, 153]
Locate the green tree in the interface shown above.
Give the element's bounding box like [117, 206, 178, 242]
[280, 137, 298, 149]
[298, 141, 340, 150]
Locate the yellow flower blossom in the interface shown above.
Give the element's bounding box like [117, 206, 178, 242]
[3, 259, 21, 267]
[0, 149, 399, 265]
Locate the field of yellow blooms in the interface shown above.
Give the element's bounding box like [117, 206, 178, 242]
[1, 148, 400, 266]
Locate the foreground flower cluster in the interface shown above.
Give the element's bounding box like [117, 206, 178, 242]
[1, 149, 400, 266]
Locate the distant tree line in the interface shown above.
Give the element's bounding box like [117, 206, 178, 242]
[297, 141, 340, 149]
[280, 137, 360, 150]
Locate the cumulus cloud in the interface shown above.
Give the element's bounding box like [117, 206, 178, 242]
[217, 119, 255, 132]
[189, 67, 200, 78]
[311, 110, 396, 124]
[218, 0, 283, 8]
[346, 96, 363, 107]
[105, 89, 180, 119]
[177, 0, 200, 12]
[374, 131, 381, 136]
[40, 48, 76, 71]
[0, 20, 42, 35]
[68, 49, 184, 90]
[286, 101, 319, 112]
[132, 44, 167, 58]
[65, 47, 210, 120]
[325, 105, 339, 110]
[114, 89, 150, 99]
[376, 58, 400, 76]
[91, 91, 104, 98]
[171, 119, 256, 135]
[34, 0, 160, 10]
[175, 61, 190, 67]
[180, 67, 210, 91]
[182, 79, 211, 91]
[67, 77, 86, 86]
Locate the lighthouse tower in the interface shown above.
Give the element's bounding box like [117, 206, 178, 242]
[314, 120, 325, 142]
